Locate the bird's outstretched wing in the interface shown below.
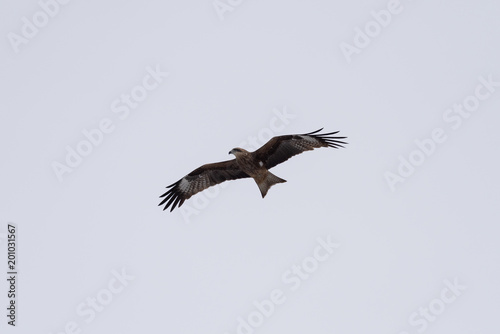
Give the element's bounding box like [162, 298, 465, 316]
[252, 128, 347, 169]
[159, 159, 250, 211]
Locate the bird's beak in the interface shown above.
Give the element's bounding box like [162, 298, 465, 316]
[228, 150, 231, 155]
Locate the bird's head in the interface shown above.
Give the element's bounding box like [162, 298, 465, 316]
[228, 147, 247, 156]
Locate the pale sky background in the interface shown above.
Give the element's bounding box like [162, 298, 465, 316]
[1, 0, 500, 333]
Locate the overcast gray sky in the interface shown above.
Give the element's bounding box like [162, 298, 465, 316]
[1, 0, 500, 333]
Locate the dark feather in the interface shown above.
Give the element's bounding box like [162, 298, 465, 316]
[252, 128, 347, 169]
[159, 159, 250, 212]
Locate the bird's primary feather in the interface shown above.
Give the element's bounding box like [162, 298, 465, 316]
[252, 128, 347, 169]
[159, 160, 250, 212]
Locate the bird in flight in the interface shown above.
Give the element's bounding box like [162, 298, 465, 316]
[159, 128, 347, 211]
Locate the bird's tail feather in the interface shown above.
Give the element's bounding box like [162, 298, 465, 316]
[257, 172, 286, 198]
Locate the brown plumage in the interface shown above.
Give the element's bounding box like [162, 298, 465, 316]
[159, 128, 347, 211]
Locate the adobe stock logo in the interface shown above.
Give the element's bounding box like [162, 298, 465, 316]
[213, 0, 245, 21]
[48, 267, 134, 334]
[222, 235, 340, 334]
[397, 278, 466, 334]
[51, 64, 169, 182]
[385, 74, 500, 191]
[339, 0, 417, 64]
[7, 0, 72, 54]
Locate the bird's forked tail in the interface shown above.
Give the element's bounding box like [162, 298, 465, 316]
[256, 172, 286, 198]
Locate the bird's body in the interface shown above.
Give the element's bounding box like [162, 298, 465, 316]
[229, 147, 287, 198]
[159, 128, 347, 211]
